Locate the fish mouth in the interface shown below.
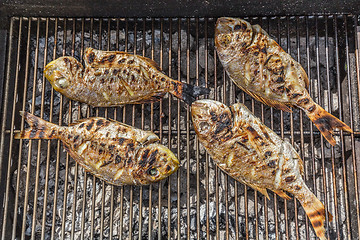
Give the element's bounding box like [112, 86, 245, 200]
[43, 59, 60, 82]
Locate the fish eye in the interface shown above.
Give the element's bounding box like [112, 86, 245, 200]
[199, 122, 210, 131]
[234, 24, 241, 31]
[148, 168, 159, 177]
[56, 77, 69, 89]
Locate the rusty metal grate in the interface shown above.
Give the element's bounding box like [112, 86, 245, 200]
[0, 15, 359, 239]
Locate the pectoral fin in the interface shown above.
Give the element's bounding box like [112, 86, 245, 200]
[273, 189, 292, 200]
[246, 183, 270, 200]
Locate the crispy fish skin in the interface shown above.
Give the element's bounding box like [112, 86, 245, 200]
[191, 99, 332, 240]
[44, 48, 209, 106]
[14, 111, 179, 185]
[215, 17, 352, 146]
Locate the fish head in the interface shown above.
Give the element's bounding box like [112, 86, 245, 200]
[135, 144, 179, 184]
[215, 17, 253, 60]
[191, 99, 233, 139]
[44, 56, 83, 93]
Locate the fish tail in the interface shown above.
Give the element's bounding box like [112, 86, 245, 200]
[169, 80, 210, 105]
[14, 111, 59, 140]
[297, 187, 332, 240]
[306, 104, 352, 146]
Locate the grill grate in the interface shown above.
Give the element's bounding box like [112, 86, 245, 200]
[0, 15, 360, 239]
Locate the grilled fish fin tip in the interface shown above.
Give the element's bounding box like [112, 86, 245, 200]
[273, 189, 292, 200]
[246, 183, 270, 200]
[14, 111, 58, 140]
[306, 104, 352, 146]
[298, 190, 331, 240]
[170, 81, 210, 105]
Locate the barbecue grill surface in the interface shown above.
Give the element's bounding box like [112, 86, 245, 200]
[0, 16, 359, 239]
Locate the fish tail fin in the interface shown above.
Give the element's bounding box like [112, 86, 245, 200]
[170, 80, 210, 105]
[14, 111, 59, 140]
[298, 187, 332, 240]
[306, 104, 352, 146]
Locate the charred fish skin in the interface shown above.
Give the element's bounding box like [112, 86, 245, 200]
[14, 111, 179, 186]
[191, 99, 332, 240]
[44, 48, 209, 106]
[215, 17, 352, 146]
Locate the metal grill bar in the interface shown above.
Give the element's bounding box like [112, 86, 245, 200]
[0, 16, 359, 240]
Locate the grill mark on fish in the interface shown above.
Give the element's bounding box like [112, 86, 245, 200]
[263, 132, 270, 139]
[86, 120, 95, 131]
[308, 208, 325, 218]
[100, 57, 107, 63]
[118, 138, 125, 146]
[171, 81, 180, 95]
[297, 98, 310, 105]
[312, 221, 322, 228]
[108, 54, 115, 62]
[127, 143, 135, 151]
[50, 129, 56, 137]
[118, 58, 126, 64]
[96, 119, 104, 126]
[246, 126, 256, 133]
[284, 175, 295, 182]
[275, 77, 284, 83]
[214, 119, 231, 135]
[264, 54, 273, 66]
[236, 141, 249, 150]
[264, 151, 272, 158]
[308, 105, 316, 113]
[100, 160, 112, 167]
[88, 53, 95, 64]
[127, 59, 134, 64]
[291, 93, 301, 99]
[148, 150, 159, 167]
[115, 155, 122, 164]
[210, 111, 217, 121]
[267, 160, 276, 168]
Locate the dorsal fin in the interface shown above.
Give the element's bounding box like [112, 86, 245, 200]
[138, 55, 162, 71]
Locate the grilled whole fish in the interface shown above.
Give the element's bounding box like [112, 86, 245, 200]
[15, 112, 179, 185]
[191, 100, 332, 240]
[44, 48, 209, 106]
[215, 17, 352, 146]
